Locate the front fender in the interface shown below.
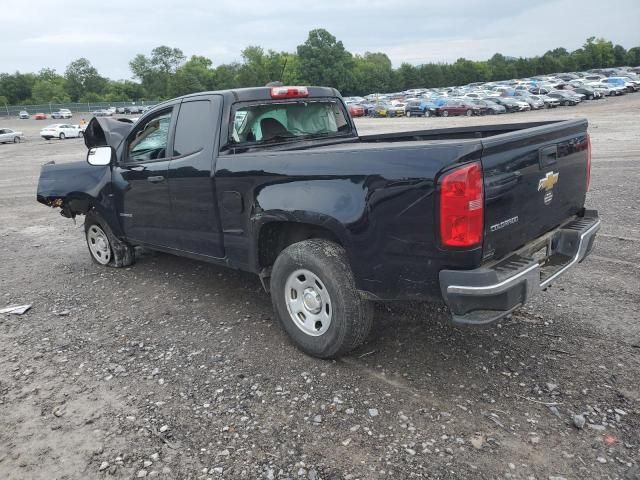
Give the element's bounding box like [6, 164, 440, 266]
[36, 161, 120, 235]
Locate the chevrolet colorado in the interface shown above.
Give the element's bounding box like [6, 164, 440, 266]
[37, 86, 600, 358]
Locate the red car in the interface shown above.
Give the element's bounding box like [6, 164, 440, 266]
[33, 113, 47, 120]
[437, 100, 481, 117]
[347, 104, 365, 117]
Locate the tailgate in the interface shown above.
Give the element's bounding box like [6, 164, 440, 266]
[481, 119, 589, 261]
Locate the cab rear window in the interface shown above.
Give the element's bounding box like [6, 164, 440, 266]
[229, 100, 352, 147]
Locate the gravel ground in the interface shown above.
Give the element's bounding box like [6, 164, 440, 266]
[0, 95, 639, 480]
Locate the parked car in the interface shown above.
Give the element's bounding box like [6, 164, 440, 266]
[369, 103, 390, 117]
[33, 113, 47, 120]
[571, 87, 601, 100]
[530, 94, 560, 108]
[124, 105, 145, 114]
[528, 86, 551, 95]
[40, 124, 83, 140]
[347, 103, 365, 117]
[548, 91, 580, 106]
[0, 128, 23, 143]
[36, 86, 599, 358]
[91, 110, 112, 117]
[470, 99, 506, 114]
[607, 76, 639, 92]
[18, 111, 30, 119]
[51, 109, 73, 119]
[491, 97, 530, 112]
[600, 77, 634, 93]
[436, 99, 480, 117]
[405, 100, 437, 117]
[386, 102, 406, 117]
[514, 93, 545, 109]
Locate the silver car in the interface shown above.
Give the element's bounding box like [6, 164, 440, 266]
[0, 128, 23, 143]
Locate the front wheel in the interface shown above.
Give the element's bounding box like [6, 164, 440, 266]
[465, 109, 472, 116]
[270, 239, 373, 358]
[442, 110, 449, 117]
[13, 136, 20, 143]
[59, 133, 65, 140]
[405, 111, 411, 117]
[84, 211, 135, 267]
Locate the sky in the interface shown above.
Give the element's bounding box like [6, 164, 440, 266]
[5, 0, 639, 80]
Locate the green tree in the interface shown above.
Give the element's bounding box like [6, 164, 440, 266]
[296, 29, 354, 92]
[170, 55, 216, 96]
[626, 47, 640, 66]
[130, 46, 186, 99]
[31, 79, 70, 104]
[64, 58, 107, 101]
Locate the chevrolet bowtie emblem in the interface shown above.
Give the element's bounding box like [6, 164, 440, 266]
[538, 171, 559, 191]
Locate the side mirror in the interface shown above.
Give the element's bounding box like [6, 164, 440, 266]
[87, 146, 113, 166]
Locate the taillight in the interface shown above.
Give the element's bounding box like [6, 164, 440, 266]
[270, 86, 309, 99]
[586, 133, 591, 191]
[439, 162, 484, 248]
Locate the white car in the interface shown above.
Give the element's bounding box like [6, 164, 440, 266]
[40, 124, 82, 140]
[51, 109, 73, 119]
[0, 128, 24, 143]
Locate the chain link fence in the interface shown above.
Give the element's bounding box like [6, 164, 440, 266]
[0, 100, 163, 118]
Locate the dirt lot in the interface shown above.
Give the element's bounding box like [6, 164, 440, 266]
[1, 96, 639, 480]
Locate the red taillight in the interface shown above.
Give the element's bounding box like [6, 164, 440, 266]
[439, 162, 484, 248]
[270, 86, 309, 99]
[586, 133, 592, 191]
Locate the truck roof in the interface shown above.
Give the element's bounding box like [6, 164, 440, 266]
[154, 86, 341, 109]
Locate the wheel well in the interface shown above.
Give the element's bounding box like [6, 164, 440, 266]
[258, 222, 342, 270]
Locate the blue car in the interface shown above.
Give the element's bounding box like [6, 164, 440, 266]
[406, 100, 437, 117]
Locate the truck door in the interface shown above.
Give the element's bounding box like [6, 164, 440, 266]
[166, 96, 224, 258]
[113, 106, 179, 249]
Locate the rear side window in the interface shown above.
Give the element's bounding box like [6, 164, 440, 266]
[173, 101, 210, 157]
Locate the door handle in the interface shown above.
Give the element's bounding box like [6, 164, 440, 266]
[147, 176, 165, 183]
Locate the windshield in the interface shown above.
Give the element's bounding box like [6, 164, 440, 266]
[230, 100, 351, 146]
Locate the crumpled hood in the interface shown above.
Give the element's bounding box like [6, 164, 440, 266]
[84, 117, 135, 149]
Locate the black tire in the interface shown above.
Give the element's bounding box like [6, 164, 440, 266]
[84, 210, 135, 268]
[13, 137, 20, 143]
[270, 239, 373, 359]
[424, 110, 431, 117]
[405, 111, 411, 117]
[59, 133, 65, 140]
[442, 110, 449, 117]
[563, 101, 570, 106]
[465, 109, 472, 116]
[588, 95, 593, 100]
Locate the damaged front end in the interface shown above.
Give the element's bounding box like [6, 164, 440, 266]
[36, 116, 134, 220]
[37, 160, 113, 218]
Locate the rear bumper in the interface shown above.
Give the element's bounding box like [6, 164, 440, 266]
[439, 210, 600, 325]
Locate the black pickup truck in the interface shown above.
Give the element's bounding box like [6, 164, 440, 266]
[37, 86, 600, 358]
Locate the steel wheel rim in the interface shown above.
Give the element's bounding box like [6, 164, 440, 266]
[284, 269, 332, 336]
[87, 225, 111, 265]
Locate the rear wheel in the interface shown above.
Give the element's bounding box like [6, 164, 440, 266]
[465, 109, 472, 116]
[563, 101, 570, 106]
[442, 110, 449, 117]
[270, 239, 373, 358]
[59, 133, 65, 140]
[405, 111, 411, 117]
[424, 110, 431, 117]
